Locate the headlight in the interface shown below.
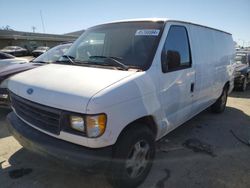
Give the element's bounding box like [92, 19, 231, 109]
[0, 94, 8, 99]
[70, 116, 85, 132]
[0, 88, 9, 100]
[69, 114, 107, 138]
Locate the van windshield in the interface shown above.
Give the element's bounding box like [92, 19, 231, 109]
[63, 21, 164, 70]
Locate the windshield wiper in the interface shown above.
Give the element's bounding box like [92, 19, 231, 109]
[61, 55, 79, 65]
[90, 55, 123, 60]
[89, 56, 129, 70]
[31, 60, 49, 64]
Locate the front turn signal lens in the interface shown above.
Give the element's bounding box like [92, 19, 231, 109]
[86, 114, 107, 138]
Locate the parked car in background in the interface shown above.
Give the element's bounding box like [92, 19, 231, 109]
[0, 43, 72, 107]
[234, 51, 250, 91]
[6, 19, 234, 188]
[0, 46, 28, 57]
[32, 43, 71, 63]
[0, 52, 16, 59]
[0, 52, 29, 69]
[32, 46, 50, 57]
[0, 63, 42, 107]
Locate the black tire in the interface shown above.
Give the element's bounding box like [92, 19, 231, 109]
[211, 86, 228, 113]
[107, 125, 155, 188]
[240, 77, 247, 92]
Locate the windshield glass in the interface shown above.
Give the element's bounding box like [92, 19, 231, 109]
[235, 53, 247, 64]
[33, 43, 71, 63]
[63, 21, 164, 70]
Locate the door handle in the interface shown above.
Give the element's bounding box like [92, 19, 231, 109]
[191, 83, 194, 93]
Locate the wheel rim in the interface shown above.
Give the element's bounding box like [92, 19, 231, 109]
[125, 140, 150, 178]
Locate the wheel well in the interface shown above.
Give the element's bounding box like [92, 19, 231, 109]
[224, 81, 230, 92]
[117, 116, 158, 141]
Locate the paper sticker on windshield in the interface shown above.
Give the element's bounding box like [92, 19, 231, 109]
[135, 29, 160, 36]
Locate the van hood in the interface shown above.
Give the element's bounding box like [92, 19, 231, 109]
[8, 64, 136, 113]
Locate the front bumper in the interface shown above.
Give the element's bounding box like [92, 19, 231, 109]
[0, 88, 10, 107]
[6, 112, 113, 170]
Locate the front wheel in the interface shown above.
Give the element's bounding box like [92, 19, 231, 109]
[211, 87, 228, 113]
[107, 126, 155, 188]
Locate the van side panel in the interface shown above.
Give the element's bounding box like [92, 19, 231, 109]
[188, 24, 234, 113]
[188, 25, 213, 112]
[212, 31, 235, 93]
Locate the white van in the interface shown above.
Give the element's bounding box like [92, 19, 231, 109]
[7, 19, 235, 187]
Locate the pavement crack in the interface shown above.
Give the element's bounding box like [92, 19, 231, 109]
[230, 130, 250, 147]
[183, 138, 216, 157]
[156, 169, 170, 188]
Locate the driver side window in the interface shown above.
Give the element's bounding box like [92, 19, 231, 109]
[161, 25, 192, 73]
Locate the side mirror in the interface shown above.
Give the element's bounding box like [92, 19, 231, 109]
[161, 50, 181, 73]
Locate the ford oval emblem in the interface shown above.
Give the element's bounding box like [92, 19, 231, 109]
[27, 88, 34, 95]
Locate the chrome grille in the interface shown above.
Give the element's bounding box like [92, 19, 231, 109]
[10, 92, 62, 135]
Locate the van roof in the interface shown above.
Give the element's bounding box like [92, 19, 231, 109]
[101, 18, 231, 35]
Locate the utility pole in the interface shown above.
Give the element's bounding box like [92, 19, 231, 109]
[32, 26, 36, 33]
[40, 10, 46, 33]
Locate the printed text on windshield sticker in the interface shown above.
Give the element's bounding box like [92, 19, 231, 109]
[135, 29, 160, 36]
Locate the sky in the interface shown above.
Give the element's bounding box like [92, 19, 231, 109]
[0, 0, 250, 46]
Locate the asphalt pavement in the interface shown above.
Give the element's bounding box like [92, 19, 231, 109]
[0, 89, 250, 188]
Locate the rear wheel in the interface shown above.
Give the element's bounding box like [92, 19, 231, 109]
[211, 86, 228, 113]
[107, 126, 155, 188]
